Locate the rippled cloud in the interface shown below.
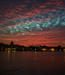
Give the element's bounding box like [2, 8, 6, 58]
[0, 0, 65, 46]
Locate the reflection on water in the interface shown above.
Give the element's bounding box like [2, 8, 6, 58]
[0, 51, 65, 75]
[7, 51, 16, 62]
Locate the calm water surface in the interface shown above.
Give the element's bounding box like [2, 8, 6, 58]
[0, 51, 65, 75]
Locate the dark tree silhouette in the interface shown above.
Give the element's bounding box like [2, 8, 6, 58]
[10, 41, 14, 48]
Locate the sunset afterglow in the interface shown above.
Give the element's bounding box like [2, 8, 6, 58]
[0, 0, 65, 46]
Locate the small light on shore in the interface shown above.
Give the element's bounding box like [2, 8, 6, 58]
[51, 48, 55, 52]
[42, 48, 47, 51]
[63, 49, 65, 52]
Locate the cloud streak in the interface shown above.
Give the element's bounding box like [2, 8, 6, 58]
[0, 0, 65, 46]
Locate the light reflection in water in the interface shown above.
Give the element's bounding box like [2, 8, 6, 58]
[7, 50, 16, 62]
[0, 52, 65, 75]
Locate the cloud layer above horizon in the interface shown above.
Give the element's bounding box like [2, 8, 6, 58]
[0, 0, 65, 46]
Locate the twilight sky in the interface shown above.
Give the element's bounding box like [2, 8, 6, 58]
[0, 0, 65, 46]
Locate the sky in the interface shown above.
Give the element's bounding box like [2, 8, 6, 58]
[0, 0, 65, 46]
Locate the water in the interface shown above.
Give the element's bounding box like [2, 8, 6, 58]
[0, 51, 65, 75]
